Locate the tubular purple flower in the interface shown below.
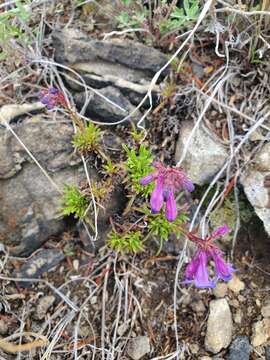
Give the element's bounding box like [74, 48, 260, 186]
[165, 190, 177, 222]
[194, 252, 215, 288]
[184, 253, 200, 281]
[150, 175, 164, 213]
[211, 250, 235, 281]
[181, 177, 195, 193]
[139, 162, 193, 217]
[140, 173, 156, 185]
[211, 225, 230, 239]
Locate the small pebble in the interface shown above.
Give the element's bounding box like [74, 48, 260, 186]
[117, 321, 129, 336]
[35, 295, 55, 320]
[205, 298, 233, 354]
[213, 283, 228, 298]
[230, 299, 239, 308]
[73, 259, 79, 271]
[251, 318, 270, 347]
[228, 275, 245, 294]
[238, 295, 246, 303]
[261, 303, 270, 318]
[190, 300, 206, 313]
[234, 309, 243, 324]
[228, 336, 251, 360]
[189, 343, 199, 354]
[127, 336, 150, 360]
[0, 319, 9, 335]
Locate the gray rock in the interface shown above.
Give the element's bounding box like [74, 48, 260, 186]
[127, 336, 150, 360]
[205, 298, 233, 354]
[73, 86, 140, 124]
[15, 249, 64, 286]
[241, 142, 270, 236]
[35, 295, 55, 320]
[228, 336, 251, 360]
[52, 29, 168, 75]
[0, 114, 87, 256]
[175, 121, 228, 185]
[52, 28, 165, 110]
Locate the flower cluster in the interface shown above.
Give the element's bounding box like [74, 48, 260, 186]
[140, 162, 194, 222]
[184, 225, 235, 288]
[39, 87, 66, 110]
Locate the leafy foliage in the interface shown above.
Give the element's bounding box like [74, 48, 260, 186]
[147, 211, 188, 242]
[72, 123, 101, 152]
[116, 10, 146, 29]
[160, 0, 200, 33]
[61, 185, 89, 220]
[0, 0, 31, 59]
[108, 230, 144, 253]
[115, 0, 200, 38]
[123, 144, 154, 196]
[0, 1, 30, 41]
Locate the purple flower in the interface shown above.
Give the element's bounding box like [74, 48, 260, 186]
[39, 87, 66, 110]
[183, 225, 235, 288]
[150, 175, 164, 213]
[140, 162, 194, 222]
[165, 190, 177, 222]
[211, 225, 230, 239]
[184, 251, 215, 288]
[210, 249, 235, 281]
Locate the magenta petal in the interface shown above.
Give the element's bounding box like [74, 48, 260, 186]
[140, 173, 155, 185]
[194, 252, 215, 288]
[150, 176, 164, 213]
[211, 225, 230, 239]
[165, 191, 177, 222]
[211, 250, 235, 281]
[185, 253, 200, 280]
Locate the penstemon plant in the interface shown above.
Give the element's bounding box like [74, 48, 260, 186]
[40, 86, 235, 289]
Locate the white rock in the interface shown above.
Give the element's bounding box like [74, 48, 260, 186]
[251, 319, 270, 347]
[241, 142, 270, 236]
[127, 336, 150, 360]
[228, 275, 245, 294]
[205, 298, 233, 354]
[175, 121, 228, 185]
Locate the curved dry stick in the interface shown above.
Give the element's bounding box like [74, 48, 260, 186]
[0, 332, 47, 354]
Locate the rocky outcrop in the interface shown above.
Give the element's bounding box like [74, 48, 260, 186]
[241, 142, 270, 236]
[175, 121, 229, 185]
[0, 112, 87, 256]
[52, 29, 168, 121]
